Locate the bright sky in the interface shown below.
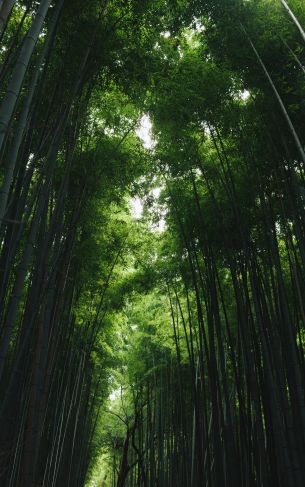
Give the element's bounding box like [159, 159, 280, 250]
[131, 188, 166, 232]
[132, 115, 166, 231]
[109, 388, 120, 402]
[131, 196, 143, 219]
[239, 89, 250, 101]
[135, 114, 155, 149]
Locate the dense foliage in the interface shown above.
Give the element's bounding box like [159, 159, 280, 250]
[1, 1, 305, 486]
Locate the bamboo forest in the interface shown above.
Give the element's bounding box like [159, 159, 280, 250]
[3, 0, 305, 486]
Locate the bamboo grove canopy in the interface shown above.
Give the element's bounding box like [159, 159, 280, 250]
[1, 0, 305, 486]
